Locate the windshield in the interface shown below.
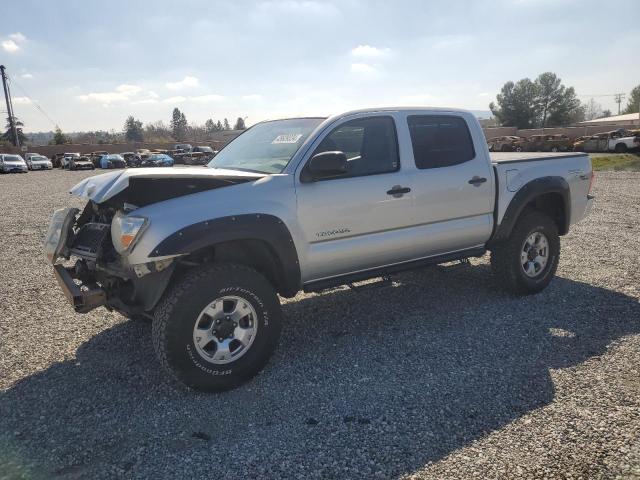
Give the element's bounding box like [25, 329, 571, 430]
[32, 156, 48, 161]
[3, 155, 23, 163]
[208, 118, 324, 174]
[108, 155, 124, 160]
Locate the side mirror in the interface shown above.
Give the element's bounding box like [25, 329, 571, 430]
[306, 151, 348, 181]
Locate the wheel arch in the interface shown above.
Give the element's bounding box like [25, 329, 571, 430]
[149, 214, 301, 297]
[490, 176, 570, 246]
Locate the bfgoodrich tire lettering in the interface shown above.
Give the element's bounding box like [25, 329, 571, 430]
[152, 263, 282, 392]
[490, 211, 560, 295]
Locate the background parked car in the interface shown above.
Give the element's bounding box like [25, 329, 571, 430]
[140, 153, 174, 167]
[68, 156, 95, 171]
[26, 155, 53, 170]
[0, 154, 28, 173]
[514, 134, 571, 152]
[571, 136, 590, 152]
[122, 152, 143, 167]
[50, 153, 66, 168]
[60, 153, 81, 169]
[99, 154, 127, 169]
[23, 153, 42, 170]
[88, 151, 109, 167]
[487, 136, 522, 152]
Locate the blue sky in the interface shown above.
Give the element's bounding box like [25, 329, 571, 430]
[2, 0, 639, 132]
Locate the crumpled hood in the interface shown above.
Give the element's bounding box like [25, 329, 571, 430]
[70, 167, 265, 204]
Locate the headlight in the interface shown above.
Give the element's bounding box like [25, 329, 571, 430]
[44, 207, 79, 264]
[111, 211, 148, 254]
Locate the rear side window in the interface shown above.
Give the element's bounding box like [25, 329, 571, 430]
[407, 115, 475, 169]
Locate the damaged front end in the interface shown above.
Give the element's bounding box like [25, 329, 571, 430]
[45, 201, 176, 316]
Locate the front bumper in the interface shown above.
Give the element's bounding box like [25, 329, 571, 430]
[53, 264, 107, 313]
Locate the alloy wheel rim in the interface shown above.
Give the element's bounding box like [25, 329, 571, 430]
[192, 295, 258, 365]
[521, 231, 549, 278]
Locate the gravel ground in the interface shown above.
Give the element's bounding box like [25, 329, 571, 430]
[0, 168, 639, 480]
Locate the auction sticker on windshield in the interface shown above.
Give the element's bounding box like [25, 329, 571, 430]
[272, 134, 303, 144]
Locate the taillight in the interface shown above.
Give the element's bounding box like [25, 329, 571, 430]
[588, 170, 595, 194]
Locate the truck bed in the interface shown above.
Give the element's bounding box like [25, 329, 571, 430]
[490, 151, 593, 229]
[490, 151, 589, 164]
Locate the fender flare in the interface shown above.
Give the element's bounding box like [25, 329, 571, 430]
[149, 214, 301, 296]
[490, 176, 570, 244]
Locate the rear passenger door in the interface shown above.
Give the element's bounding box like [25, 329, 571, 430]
[405, 114, 494, 257]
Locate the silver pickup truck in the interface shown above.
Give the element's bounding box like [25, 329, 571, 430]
[44, 107, 594, 391]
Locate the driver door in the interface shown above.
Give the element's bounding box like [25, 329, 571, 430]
[295, 115, 414, 283]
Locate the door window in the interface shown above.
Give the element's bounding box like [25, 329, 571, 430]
[407, 115, 475, 169]
[311, 116, 399, 178]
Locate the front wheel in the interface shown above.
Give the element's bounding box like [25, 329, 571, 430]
[491, 211, 560, 294]
[152, 263, 282, 392]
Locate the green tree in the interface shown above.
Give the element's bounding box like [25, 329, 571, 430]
[204, 118, 215, 134]
[216, 120, 223, 131]
[52, 126, 69, 145]
[233, 117, 246, 130]
[623, 85, 640, 114]
[223, 118, 230, 130]
[1, 116, 28, 146]
[490, 78, 539, 128]
[490, 72, 584, 128]
[170, 107, 188, 140]
[123, 115, 144, 142]
[600, 109, 612, 119]
[535, 72, 583, 127]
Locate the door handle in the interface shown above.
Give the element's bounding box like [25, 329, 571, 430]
[386, 185, 411, 197]
[468, 176, 487, 186]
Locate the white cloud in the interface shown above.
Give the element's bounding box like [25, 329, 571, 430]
[351, 45, 390, 58]
[12, 96, 31, 105]
[77, 84, 145, 104]
[477, 92, 490, 97]
[163, 96, 187, 104]
[2, 40, 20, 53]
[2, 32, 26, 53]
[116, 84, 142, 94]
[9, 32, 26, 42]
[21, 73, 33, 79]
[165, 76, 200, 91]
[161, 94, 224, 103]
[242, 94, 263, 101]
[350, 63, 377, 75]
[191, 94, 225, 102]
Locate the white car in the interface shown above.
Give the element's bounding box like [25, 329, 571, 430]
[46, 107, 595, 392]
[27, 155, 53, 170]
[0, 154, 28, 173]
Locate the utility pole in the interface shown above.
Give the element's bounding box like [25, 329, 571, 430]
[614, 93, 625, 116]
[0, 65, 20, 147]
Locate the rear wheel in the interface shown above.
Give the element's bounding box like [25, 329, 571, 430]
[491, 211, 560, 294]
[614, 143, 627, 153]
[152, 263, 282, 392]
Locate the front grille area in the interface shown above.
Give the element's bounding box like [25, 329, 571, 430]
[70, 223, 111, 259]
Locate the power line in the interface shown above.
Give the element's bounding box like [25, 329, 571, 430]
[7, 74, 60, 128]
[614, 93, 625, 115]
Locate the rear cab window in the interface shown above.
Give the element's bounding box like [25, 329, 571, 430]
[407, 115, 475, 169]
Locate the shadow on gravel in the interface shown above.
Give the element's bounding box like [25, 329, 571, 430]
[1, 264, 639, 478]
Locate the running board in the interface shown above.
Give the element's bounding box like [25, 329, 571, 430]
[303, 247, 486, 293]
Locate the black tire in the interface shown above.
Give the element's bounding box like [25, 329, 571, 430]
[515, 146, 523, 152]
[152, 263, 282, 392]
[491, 211, 560, 295]
[614, 143, 627, 153]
